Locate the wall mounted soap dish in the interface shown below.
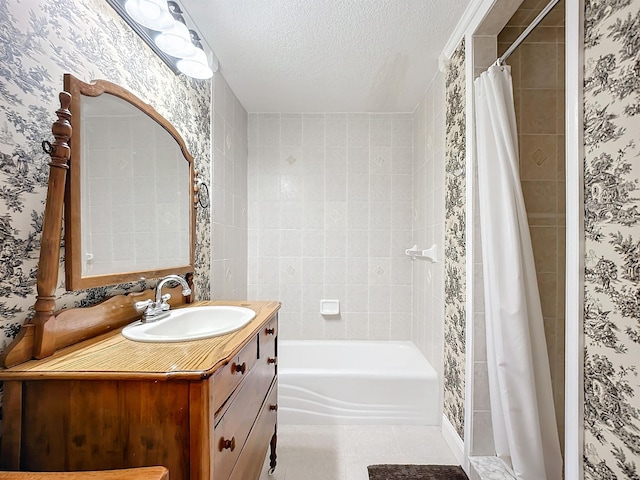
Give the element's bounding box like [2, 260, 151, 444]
[405, 244, 437, 262]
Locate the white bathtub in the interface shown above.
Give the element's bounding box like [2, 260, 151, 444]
[278, 340, 439, 425]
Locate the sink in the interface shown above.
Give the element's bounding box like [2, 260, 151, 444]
[122, 306, 256, 343]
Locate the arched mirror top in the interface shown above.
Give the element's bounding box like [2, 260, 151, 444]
[64, 74, 196, 291]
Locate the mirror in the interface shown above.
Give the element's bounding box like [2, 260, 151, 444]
[64, 74, 195, 290]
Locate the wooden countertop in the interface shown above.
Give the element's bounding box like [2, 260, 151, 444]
[0, 300, 280, 381]
[0, 467, 168, 480]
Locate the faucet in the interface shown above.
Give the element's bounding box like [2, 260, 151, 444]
[135, 274, 192, 323]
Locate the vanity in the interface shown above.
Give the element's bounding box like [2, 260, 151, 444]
[0, 300, 280, 479]
[0, 76, 279, 479]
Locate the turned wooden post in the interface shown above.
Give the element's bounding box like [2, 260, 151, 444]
[32, 92, 72, 359]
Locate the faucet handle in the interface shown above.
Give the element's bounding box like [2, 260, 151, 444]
[134, 299, 153, 311]
[160, 293, 171, 311]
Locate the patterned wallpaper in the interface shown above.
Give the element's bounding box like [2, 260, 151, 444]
[444, 39, 466, 439]
[583, 0, 640, 477]
[0, 0, 211, 405]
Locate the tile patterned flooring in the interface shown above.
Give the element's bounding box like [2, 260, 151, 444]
[469, 457, 515, 480]
[259, 425, 459, 480]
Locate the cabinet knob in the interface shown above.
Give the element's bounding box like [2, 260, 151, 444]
[265, 327, 275, 335]
[267, 357, 277, 365]
[233, 362, 246, 374]
[219, 436, 236, 452]
[269, 404, 278, 411]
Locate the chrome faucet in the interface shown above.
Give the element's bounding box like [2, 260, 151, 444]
[135, 274, 192, 323]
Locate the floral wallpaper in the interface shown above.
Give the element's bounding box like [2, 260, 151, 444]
[583, 0, 640, 478]
[444, 39, 466, 440]
[0, 0, 211, 419]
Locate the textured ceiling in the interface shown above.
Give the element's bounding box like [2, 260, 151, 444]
[181, 0, 471, 112]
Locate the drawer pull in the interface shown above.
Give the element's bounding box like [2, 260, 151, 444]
[233, 362, 246, 374]
[219, 436, 236, 452]
[265, 327, 275, 335]
[269, 404, 278, 411]
[267, 357, 277, 365]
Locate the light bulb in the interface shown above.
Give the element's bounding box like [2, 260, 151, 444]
[124, 0, 174, 31]
[177, 48, 213, 79]
[155, 21, 197, 58]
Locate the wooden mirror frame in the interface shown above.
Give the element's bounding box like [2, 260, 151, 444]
[64, 74, 196, 290]
[0, 82, 197, 368]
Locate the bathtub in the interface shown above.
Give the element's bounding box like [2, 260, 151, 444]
[278, 340, 439, 425]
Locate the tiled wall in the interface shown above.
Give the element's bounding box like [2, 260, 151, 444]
[498, 0, 566, 449]
[412, 74, 446, 389]
[248, 113, 414, 341]
[212, 73, 249, 299]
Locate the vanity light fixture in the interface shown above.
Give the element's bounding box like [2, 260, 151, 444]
[177, 47, 213, 79]
[107, 0, 216, 79]
[155, 18, 197, 58]
[124, 0, 174, 31]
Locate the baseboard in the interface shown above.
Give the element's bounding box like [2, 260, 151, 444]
[442, 414, 465, 466]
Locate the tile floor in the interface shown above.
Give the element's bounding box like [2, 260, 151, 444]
[259, 424, 459, 480]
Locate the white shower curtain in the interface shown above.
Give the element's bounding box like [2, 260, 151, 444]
[474, 65, 562, 480]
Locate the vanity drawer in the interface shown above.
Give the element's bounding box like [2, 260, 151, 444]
[213, 363, 272, 479]
[229, 380, 278, 480]
[212, 335, 258, 414]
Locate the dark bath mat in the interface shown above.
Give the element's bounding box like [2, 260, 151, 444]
[367, 464, 469, 480]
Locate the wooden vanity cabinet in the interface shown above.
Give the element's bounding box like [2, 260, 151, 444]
[214, 316, 278, 480]
[0, 303, 279, 480]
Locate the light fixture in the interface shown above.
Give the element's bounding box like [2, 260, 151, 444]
[108, 0, 216, 80]
[155, 19, 197, 58]
[124, 0, 174, 31]
[177, 48, 214, 79]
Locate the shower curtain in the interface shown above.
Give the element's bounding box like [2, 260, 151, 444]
[474, 65, 562, 480]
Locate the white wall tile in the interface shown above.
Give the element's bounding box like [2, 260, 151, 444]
[392, 146, 413, 174]
[411, 72, 447, 362]
[324, 257, 347, 285]
[369, 312, 391, 339]
[325, 174, 347, 202]
[346, 257, 369, 285]
[369, 229, 392, 257]
[346, 312, 370, 339]
[212, 72, 249, 299]
[346, 230, 370, 258]
[392, 115, 413, 146]
[324, 317, 347, 340]
[303, 115, 326, 147]
[370, 115, 392, 146]
[390, 313, 412, 340]
[325, 147, 347, 174]
[302, 229, 325, 257]
[281, 114, 303, 146]
[258, 114, 280, 146]
[347, 146, 370, 174]
[325, 114, 347, 146]
[324, 230, 347, 257]
[248, 112, 415, 341]
[370, 146, 392, 174]
[347, 114, 370, 146]
[303, 257, 325, 285]
[370, 175, 392, 202]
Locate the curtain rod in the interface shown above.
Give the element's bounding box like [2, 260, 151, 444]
[495, 0, 561, 66]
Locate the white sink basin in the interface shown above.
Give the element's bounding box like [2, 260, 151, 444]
[122, 306, 256, 343]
